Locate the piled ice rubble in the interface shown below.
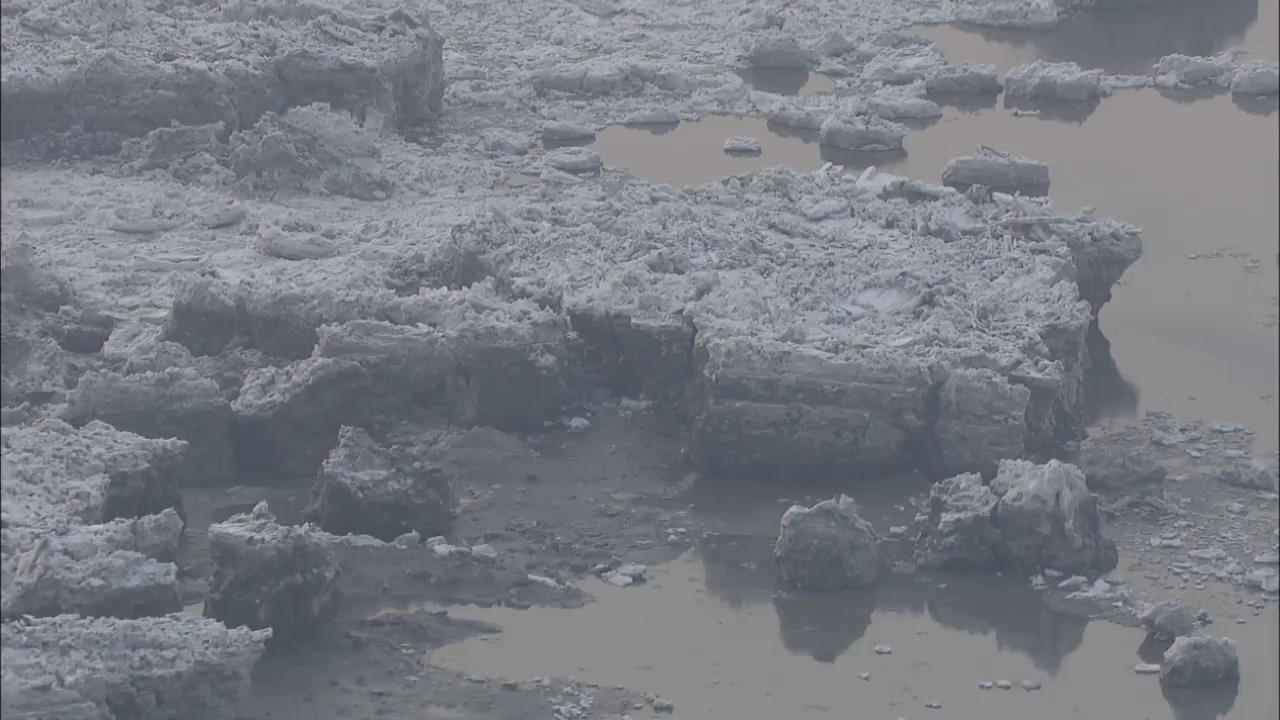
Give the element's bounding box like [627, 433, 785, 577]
[1153, 53, 1237, 90]
[774, 496, 880, 591]
[1230, 60, 1280, 96]
[942, 146, 1050, 195]
[1, 614, 270, 720]
[915, 460, 1118, 574]
[1005, 61, 1103, 103]
[0, 0, 446, 160]
[949, 0, 1060, 30]
[205, 502, 340, 642]
[1, 420, 189, 619]
[305, 426, 457, 541]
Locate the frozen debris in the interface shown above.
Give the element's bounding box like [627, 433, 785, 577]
[1, 4, 444, 161]
[996, 680, 1013, 689]
[304, 426, 457, 541]
[818, 31, 858, 57]
[1020, 679, 1042, 691]
[1057, 575, 1088, 591]
[0, 419, 186, 527]
[392, 530, 422, 547]
[915, 460, 1117, 575]
[623, 108, 681, 125]
[427, 536, 471, 557]
[1188, 547, 1227, 561]
[1244, 568, 1279, 593]
[229, 105, 393, 200]
[567, 416, 591, 432]
[951, 0, 1059, 29]
[1005, 61, 1104, 102]
[768, 107, 826, 130]
[1135, 663, 1162, 674]
[724, 136, 765, 154]
[481, 130, 529, 155]
[863, 84, 943, 120]
[915, 473, 1001, 569]
[941, 146, 1049, 195]
[1153, 53, 1235, 90]
[818, 115, 906, 152]
[745, 33, 817, 69]
[205, 502, 340, 642]
[541, 121, 597, 142]
[527, 574, 564, 589]
[1141, 601, 1197, 641]
[1077, 438, 1166, 498]
[652, 698, 676, 714]
[546, 147, 604, 174]
[1214, 459, 1279, 491]
[0, 614, 270, 720]
[874, 644, 893, 655]
[1230, 60, 1280, 95]
[1253, 553, 1280, 565]
[601, 563, 648, 587]
[63, 368, 236, 487]
[257, 225, 341, 261]
[774, 495, 879, 590]
[1209, 422, 1246, 433]
[1160, 636, 1240, 687]
[862, 46, 946, 84]
[470, 544, 499, 560]
[925, 63, 1003, 95]
[232, 357, 371, 477]
[2, 510, 184, 619]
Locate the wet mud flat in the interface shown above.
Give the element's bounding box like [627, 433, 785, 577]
[1, 0, 1278, 718]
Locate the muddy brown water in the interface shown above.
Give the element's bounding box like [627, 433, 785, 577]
[912, 0, 1278, 77]
[426, 544, 1275, 720]
[591, 14, 1280, 451]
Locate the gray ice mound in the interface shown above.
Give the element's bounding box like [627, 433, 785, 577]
[1160, 636, 1240, 687]
[774, 495, 879, 591]
[1141, 600, 1196, 641]
[915, 459, 1117, 574]
[941, 146, 1049, 194]
[1153, 53, 1236, 89]
[304, 426, 456, 541]
[205, 502, 340, 642]
[1005, 60, 1104, 102]
[1230, 60, 1280, 95]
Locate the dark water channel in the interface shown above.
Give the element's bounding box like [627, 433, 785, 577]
[589, 3, 1280, 449]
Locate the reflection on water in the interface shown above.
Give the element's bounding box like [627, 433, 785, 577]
[1084, 322, 1141, 424]
[916, 0, 1273, 75]
[735, 68, 836, 96]
[425, 543, 1276, 720]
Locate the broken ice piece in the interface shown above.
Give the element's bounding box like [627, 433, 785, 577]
[874, 644, 893, 655]
[723, 136, 764, 154]
[1134, 663, 1161, 674]
[527, 574, 563, 589]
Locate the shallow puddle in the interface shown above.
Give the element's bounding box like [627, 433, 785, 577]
[912, 0, 1278, 76]
[426, 541, 1276, 720]
[734, 68, 836, 96]
[593, 43, 1279, 450]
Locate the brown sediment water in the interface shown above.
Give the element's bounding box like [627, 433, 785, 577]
[424, 544, 1276, 720]
[593, 87, 1279, 451]
[912, 0, 1278, 76]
